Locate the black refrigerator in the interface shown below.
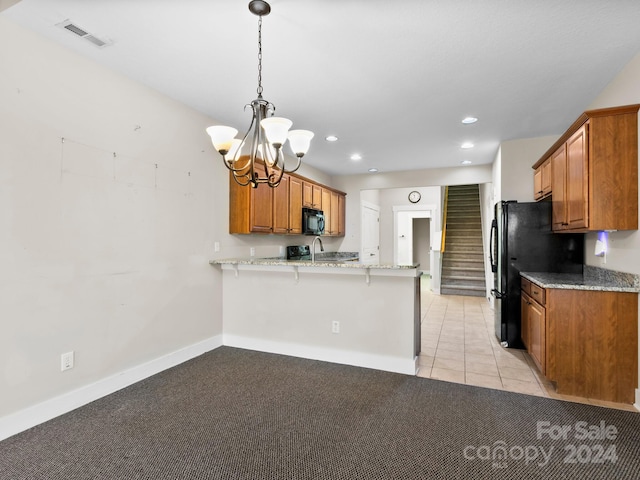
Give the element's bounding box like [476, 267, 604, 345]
[490, 201, 583, 348]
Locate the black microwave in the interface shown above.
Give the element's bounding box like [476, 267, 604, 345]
[302, 207, 325, 235]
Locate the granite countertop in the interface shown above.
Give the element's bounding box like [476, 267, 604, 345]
[521, 265, 640, 293]
[210, 256, 419, 270]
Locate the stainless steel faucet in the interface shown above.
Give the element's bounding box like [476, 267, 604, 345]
[311, 236, 324, 262]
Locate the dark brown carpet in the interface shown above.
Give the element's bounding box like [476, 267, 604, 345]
[1, 346, 639, 479]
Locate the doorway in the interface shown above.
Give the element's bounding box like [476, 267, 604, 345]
[393, 204, 440, 293]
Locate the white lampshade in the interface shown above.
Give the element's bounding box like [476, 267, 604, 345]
[206, 125, 238, 154]
[288, 130, 314, 157]
[260, 117, 292, 146]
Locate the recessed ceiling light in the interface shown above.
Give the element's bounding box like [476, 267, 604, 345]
[325, 135, 338, 142]
[368, 168, 378, 173]
[350, 153, 362, 161]
[461, 160, 473, 165]
[462, 117, 478, 124]
[461, 142, 474, 149]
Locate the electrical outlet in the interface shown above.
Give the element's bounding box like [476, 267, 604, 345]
[250, 247, 255, 257]
[331, 321, 340, 334]
[214, 241, 220, 252]
[61, 351, 74, 371]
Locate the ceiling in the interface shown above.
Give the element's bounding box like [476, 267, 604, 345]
[3, 1, 640, 177]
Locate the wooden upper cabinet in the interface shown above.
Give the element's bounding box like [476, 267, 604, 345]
[565, 125, 589, 230]
[302, 182, 313, 208]
[229, 169, 346, 236]
[249, 182, 274, 233]
[533, 158, 552, 200]
[312, 184, 323, 209]
[272, 174, 290, 234]
[289, 176, 303, 234]
[533, 104, 639, 232]
[321, 188, 332, 233]
[551, 144, 567, 230]
[303, 182, 322, 209]
[337, 194, 346, 236]
[552, 126, 589, 231]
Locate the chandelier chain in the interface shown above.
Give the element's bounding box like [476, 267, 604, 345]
[257, 15, 263, 96]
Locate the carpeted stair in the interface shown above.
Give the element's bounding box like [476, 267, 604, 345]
[441, 184, 486, 297]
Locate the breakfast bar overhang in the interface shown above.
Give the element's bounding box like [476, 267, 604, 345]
[211, 259, 422, 375]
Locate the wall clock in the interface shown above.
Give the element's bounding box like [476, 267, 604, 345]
[408, 191, 421, 203]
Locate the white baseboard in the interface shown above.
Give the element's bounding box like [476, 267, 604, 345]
[0, 335, 223, 442]
[635, 389, 640, 412]
[223, 334, 416, 376]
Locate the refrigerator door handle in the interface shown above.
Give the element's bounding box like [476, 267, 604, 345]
[491, 288, 504, 299]
[489, 219, 498, 273]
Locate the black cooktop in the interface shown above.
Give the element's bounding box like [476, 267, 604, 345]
[286, 245, 310, 260]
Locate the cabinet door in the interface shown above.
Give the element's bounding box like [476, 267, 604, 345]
[330, 191, 340, 236]
[321, 188, 332, 234]
[250, 182, 273, 233]
[528, 299, 546, 374]
[312, 185, 323, 209]
[566, 124, 589, 230]
[551, 144, 567, 230]
[302, 181, 314, 208]
[337, 193, 346, 236]
[541, 159, 552, 196]
[272, 175, 290, 234]
[521, 293, 530, 349]
[533, 166, 543, 200]
[289, 176, 303, 234]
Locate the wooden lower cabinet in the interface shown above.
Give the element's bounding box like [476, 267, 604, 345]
[521, 291, 546, 374]
[521, 276, 638, 404]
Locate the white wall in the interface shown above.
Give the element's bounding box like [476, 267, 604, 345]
[0, 17, 336, 429]
[499, 136, 560, 202]
[0, 18, 218, 419]
[332, 164, 493, 254]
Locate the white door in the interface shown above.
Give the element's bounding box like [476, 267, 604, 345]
[396, 211, 413, 265]
[361, 203, 380, 263]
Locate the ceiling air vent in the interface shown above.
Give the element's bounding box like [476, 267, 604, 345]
[56, 19, 112, 48]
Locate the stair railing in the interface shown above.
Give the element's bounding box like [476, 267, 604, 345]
[441, 186, 449, 253]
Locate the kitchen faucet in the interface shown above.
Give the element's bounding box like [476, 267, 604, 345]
[311, 236, 324, 262]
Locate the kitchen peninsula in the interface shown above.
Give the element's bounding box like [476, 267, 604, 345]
[210, 257, 421, 375]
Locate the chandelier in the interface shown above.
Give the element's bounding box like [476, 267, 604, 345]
[206, 0, 313, 188]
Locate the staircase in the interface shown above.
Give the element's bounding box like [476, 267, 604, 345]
[440, 184, 486, 297]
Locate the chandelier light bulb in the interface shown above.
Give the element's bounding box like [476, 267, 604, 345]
[288, 130, 314, 157]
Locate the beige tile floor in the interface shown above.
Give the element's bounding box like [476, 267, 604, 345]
[417, 279, 637, 413]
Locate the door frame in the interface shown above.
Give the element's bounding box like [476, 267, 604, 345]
[393, 204, 440, 293]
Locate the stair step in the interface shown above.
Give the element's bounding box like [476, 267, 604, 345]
[441, 287, 486, 297]
[442, 258, 484, 265]
[443, 266, 485, 272]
